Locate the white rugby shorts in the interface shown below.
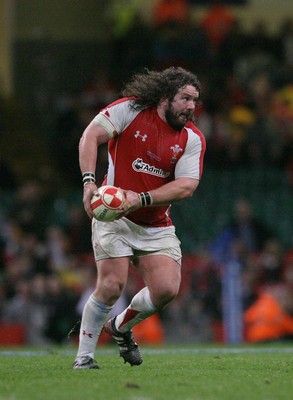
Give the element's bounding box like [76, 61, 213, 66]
[91, 217, 182, 265]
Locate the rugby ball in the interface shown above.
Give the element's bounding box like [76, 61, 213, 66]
[91, 185, 125, 222]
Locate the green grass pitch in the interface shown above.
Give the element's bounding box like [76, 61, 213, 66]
[0, 344, 292, 400]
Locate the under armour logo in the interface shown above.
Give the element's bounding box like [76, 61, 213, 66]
[82, 330, 93, 338]
[134, 131, 147, 141]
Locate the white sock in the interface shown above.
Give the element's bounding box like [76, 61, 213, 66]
[114, 287, 157, 333]
[76, 295, 112, 359]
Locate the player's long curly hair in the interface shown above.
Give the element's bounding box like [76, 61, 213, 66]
[122, 66, 201, 111]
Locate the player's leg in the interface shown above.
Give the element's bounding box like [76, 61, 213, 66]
[103, 254, 181, 365]
[103, 223, 182, 365]
[73, 257, 129, 369]
[114, 255, 181, 332]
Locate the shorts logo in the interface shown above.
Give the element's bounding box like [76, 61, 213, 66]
[132, 158, 170, 178]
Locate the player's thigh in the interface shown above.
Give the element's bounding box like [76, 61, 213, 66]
[136, 254, 181, 297]
[94, 257, 130, 302]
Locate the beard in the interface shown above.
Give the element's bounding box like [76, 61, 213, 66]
[165, 105, 193, 131]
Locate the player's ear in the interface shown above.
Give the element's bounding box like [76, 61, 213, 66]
[159, 97, 168, 109]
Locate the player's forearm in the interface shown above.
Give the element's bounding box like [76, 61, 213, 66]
[79, 139, 97, 175]
[148, 177, 199, 206]
[79, 122, 109, 175]
[79, 127, 99, 174]
[121, 178, 199, 217]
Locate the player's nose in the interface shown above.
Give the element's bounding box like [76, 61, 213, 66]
[186, 99, 195, 110]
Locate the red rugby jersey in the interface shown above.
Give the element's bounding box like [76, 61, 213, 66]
[93, 98, 206, 227]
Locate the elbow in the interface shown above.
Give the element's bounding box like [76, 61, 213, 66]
[78, 136, 84, 150]
[184, 187, 196, 199]
[79, 130, 88, 149]
[185, 188, 195, 198]
[182, 178, 199, 199]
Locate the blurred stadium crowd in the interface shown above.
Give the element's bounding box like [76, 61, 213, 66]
[0, 0, 293, 346]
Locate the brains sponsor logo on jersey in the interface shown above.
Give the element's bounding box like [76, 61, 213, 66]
[132, 158, 170, 178]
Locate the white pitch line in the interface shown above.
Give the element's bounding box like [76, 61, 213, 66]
[1, 346, 293, 357]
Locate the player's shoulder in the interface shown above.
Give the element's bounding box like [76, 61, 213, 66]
[185, 121, 206, 141]
[99, 97, 139, 121]
[99, 97, 141, 132]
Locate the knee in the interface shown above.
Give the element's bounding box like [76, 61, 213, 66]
[151, 285, 179, 310]
[94, 276, 125, 306]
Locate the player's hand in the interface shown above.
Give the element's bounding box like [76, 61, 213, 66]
[83, 183, 98, 219]
[115, 190, 141, 219]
